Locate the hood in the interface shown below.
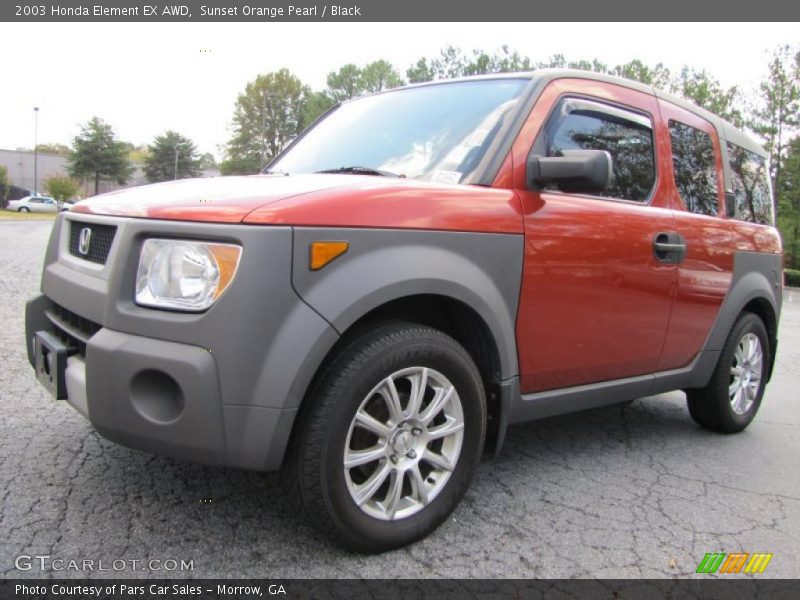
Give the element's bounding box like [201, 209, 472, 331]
[71, 173, 523, 234]
[70, 174, 354, 223]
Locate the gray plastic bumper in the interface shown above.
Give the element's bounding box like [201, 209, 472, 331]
[26, 297, 298, 471]
[26, 216, 342, 471]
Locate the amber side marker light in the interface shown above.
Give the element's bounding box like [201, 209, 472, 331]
[310, 241, 349, 270]
[208, 244, 242, 300]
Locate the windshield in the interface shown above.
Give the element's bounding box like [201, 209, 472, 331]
[269, 79, 528, 184]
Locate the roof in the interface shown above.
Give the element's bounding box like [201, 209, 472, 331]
[392, 68, 767, 158]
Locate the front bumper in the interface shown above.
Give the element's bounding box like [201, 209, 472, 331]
[26, 294, 298, 470]
[25, 214, 339, 471]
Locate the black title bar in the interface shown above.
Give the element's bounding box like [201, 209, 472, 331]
[2, 0, 800, 21]
[4, 579, 800, 600]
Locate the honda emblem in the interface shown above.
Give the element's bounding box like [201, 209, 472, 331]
[78, 227, 92, 256]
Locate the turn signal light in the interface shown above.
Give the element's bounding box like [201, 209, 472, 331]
[310, 241, 349, 271]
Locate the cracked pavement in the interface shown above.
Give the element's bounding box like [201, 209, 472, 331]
[1, 220, 799, 579]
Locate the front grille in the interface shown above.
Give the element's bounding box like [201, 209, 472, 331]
[45, 301, 102, 357]
[68, 221, 117, 264]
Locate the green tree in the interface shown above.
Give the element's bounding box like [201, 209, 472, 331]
[432, 45, 467, 79]
[67, 117, 132, 195]
[128, 145, 150, 165]
[463, 47, 533, 76]
[777, 137, 800, 268]
[220, 156, 259, 176]
[536, 53, 569, 69]
[750, 45, 800, 193]
[44, 175, 81, 208]
[463, 50, 497, 76]
[492, 46, 533, 73]
[0, 165, 10, 208]
[326, 61, 403, 101]
[326, 64, 363, 101]
[35, 143, 71, 155]
[612, 60, 672, 88]
[407, 46, 468, 82]
[198, 153, 217, 170]
[671, 67, 743, 126]
[407, 57, 435, 83]
[566, 58, 609, 73]
[144, 131, 201, 183]
[534, 54, 608, 74]
[303, 90, 336, 125]
[408, 45, 532, 82]
[223, 69, 310, 175]
[360, 60, 404, 93]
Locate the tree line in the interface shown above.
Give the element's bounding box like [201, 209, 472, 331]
[220, 44, 800, 270]
[219, 46, 752, 175]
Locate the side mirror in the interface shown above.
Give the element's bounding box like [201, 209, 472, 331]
[527, 149, 613, 194]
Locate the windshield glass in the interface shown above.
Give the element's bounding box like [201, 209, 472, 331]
[269, 79, 528, 183]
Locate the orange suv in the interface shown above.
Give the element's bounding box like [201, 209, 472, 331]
[27, 70, 782, 552]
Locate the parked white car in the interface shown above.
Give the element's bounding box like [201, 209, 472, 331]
[6, 196, 68, 213]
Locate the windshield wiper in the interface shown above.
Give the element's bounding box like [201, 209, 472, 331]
[315, 166, 403, 178]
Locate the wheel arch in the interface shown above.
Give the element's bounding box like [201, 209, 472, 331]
[702, 252, 782, 382]
[304, 293, 512, 452]
[740, 296, 778, 380]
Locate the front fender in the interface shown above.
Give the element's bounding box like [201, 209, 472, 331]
[291, 227, 525, 381]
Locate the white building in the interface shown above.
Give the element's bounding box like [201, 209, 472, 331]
[0, 148, 220, 198]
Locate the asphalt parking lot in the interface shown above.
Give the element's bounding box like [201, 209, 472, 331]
[1, 219, 799, 579]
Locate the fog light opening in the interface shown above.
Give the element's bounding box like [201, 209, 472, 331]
[130, 370, 184, 424]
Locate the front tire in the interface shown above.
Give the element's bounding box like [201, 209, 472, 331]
[687, 312, 769, 433]
[284, 322, 486, 553]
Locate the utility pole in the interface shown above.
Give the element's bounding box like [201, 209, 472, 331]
[174, 145, 180, 180]
[33, 107, 39, 194]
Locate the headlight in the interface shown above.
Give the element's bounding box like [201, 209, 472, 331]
[135, 239, 242, 311]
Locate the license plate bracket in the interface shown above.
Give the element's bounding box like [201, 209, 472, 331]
[33, 331, 73, 400]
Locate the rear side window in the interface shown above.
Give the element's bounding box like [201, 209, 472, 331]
[669, 120, 719, 216]
[727, 143, 773, 225]
[543, 98, 656, 202]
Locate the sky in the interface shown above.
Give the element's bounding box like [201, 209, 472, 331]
[0, 22, 796, 160]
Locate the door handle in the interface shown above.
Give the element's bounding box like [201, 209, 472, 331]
[653, 242, 685, 252]
[653, 232, 687, 264]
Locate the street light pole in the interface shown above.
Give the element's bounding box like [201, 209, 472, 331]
[33, 107, 39, 194]
[174, 145, 180, 180]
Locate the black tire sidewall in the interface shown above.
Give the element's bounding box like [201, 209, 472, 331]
[317, 328, 485, 552]
[715, 313, 770, 430]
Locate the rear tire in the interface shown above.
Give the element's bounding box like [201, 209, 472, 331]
[18, 207, 30, 213]
[686, 312, 769, 433]
[283, 322, 486, 553]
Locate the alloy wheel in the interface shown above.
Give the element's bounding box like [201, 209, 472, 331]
[343, 366, 464, 521]
[729, 332, 764, 415]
